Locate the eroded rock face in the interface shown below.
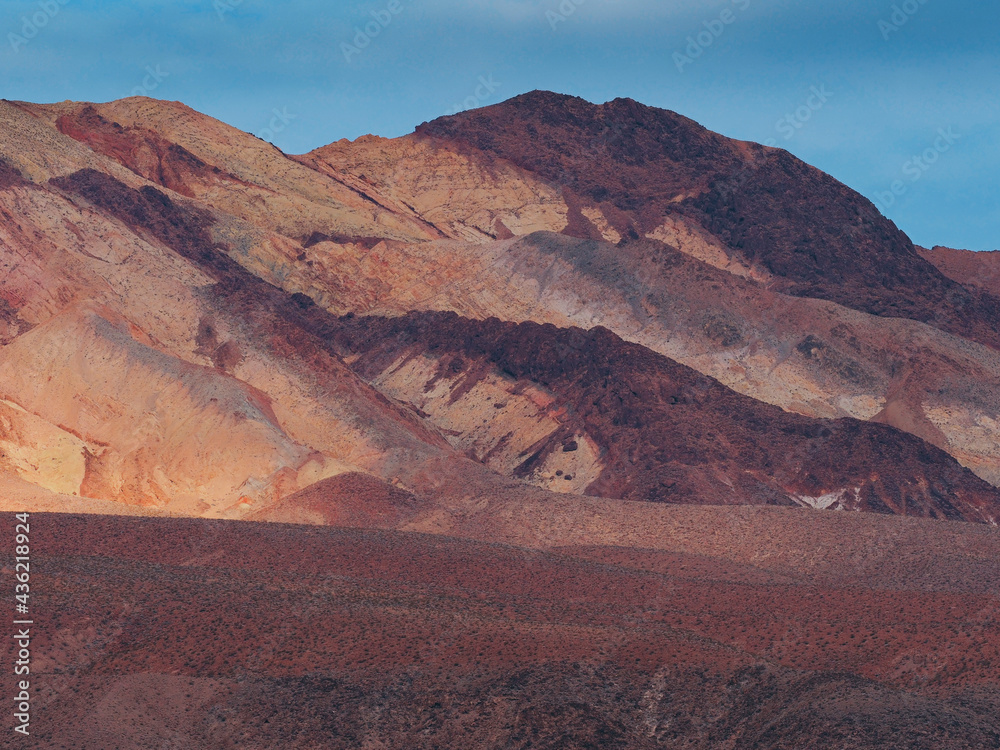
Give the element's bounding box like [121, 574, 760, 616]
[2, 91, 1000, 524]
[0, 303, 312, 510]
[0, 149, 494, 516]
[415, 91, 1000, 351]
[326, 311, 1000, 523]
[295, 96, 1000, 488]
[301, 134, 573, 242]
[239, 227, 1000, 488]
[55, 105, 224, 199]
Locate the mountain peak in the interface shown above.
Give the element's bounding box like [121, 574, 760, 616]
[410, 90, 1000, 351]
[420, 89, 702, 138]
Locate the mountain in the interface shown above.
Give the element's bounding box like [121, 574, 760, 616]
[3, 90, 1000, 748]
[0, 100, 528, 518]
[3, 93, 1000, 516]
[920, 245, 1000, 295]
[412, 92, 1000, 349]
[304, 95, 1000, 487]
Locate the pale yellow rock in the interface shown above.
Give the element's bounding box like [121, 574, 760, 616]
[0, 399, 88, 495]
[645, 215, 771, 282]
[581, 206, 623, 244]
[367, 352, 602, 493]
[0, 303, 312, 510]
[305, 133, 570, 241]
[0, 471, 169, 517]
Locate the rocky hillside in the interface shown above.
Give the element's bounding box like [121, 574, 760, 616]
[3, 90, 1000, 748]
[1, 93, 1000, 525]
[413, 92, 1000, 349]
[326, 311, 1000, 522]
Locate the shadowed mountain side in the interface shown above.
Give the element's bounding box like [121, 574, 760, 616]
[322, 311, 1000, 523]
[920, 246, 1000, 296]
[414, 91, 1000, 350]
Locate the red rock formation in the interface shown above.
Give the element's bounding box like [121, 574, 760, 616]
[249, 472, 424, 526]
[416, 91, 1000, 350]
[920, 245, 1000, 296]
[1, 92, 999, 522]
[55, 105, 224, 198]
[2, 91, 999, 749]
[327, 310, 1000, 522]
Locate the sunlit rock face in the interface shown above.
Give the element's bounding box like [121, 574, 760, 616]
[1, 93, 1000, 524]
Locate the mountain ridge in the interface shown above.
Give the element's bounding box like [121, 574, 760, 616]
[2, 91, 1000, 524]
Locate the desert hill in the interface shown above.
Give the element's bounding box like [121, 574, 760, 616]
[1, 92, 1000, 521]
[3, 90, 1000, 747]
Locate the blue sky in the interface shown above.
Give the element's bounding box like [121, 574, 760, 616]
[2, 0, 997, 251]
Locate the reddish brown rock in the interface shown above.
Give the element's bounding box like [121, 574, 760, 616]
[920, 245, 1000, 296]
[327, 311, 1000, 523]
[416, 91, 1000, 350]
[249, 471, 425, 526]
[55, 105, 225, 198]
[0, 156, 28, 190]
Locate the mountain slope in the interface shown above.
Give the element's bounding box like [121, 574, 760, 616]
[0, 121, 536, 516]
[300, 96, 1000, 486]
[1, 92, 999, 524]
[325, 310, 1000, 522]
[412, 91, 1000, 350]
[274, 227, 1000, 487]
[920, 245, 1000, 295]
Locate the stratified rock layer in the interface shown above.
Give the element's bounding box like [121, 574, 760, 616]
[1, 93, 1000, 523]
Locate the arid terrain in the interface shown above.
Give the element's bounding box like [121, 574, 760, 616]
[4, 510, 999, 749]
[1, 91, 999, 747]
